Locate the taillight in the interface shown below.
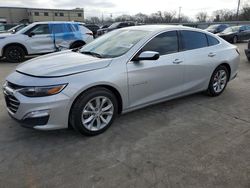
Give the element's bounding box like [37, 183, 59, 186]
[86, 32, 93, 36]
[236, 48, 240, 55]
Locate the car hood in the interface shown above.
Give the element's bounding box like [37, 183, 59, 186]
[205, 29, 215, 33]
[16, 50, 112, 77]
[0, 33, 12, 38]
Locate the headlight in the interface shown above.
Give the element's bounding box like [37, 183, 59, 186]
[18, 84, 67, 97]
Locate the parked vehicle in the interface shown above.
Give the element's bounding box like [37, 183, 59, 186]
[100, 25, 110, 29]
[3, 25, 239, 136]
[97, 21, 135, 36]
[0, 21, 93, 62]
[0, 24, 28, 34]
[217, 25, 250, 43]
[84, 24, 100, 38]
[245, 40, 250, 61]
[205, 24, 229, 34]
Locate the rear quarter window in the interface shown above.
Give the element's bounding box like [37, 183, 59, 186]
[207, 35, 220, 46]
[180, 30, 208, 51]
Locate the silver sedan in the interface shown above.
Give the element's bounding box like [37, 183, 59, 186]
[3, 25, 239, 136]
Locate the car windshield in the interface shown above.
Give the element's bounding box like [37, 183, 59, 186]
[207, 25, 219, 30]
[223, 26, 240, 33]
[108, 22, 120, 29]
[8, 24, 27, 33]
[80, 29, 150, 58]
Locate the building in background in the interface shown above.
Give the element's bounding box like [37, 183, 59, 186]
[0, 7, 84, 24]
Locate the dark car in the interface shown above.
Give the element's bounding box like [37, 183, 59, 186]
[100, 24, 110, 29]
[205, 24, 229, 34]
[84, 24, 100, 38]
[97, 21, 135, 36]
[217, 25, 250, 44]
[245, 40, 250, 61]
[0, 24, 28, 34]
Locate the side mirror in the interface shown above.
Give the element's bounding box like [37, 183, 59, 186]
[239, 29, 244, 33]
[133, 51, 160, 61]
[28, 32, 35, 37]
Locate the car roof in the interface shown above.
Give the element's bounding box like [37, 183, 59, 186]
[120, 25, 201, 32]
[32, 21, 84, 25]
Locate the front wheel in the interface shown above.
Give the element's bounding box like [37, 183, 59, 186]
[70, 87, 118, 136]
[207, 65, 229, 97]
[4, 45, 25, 63]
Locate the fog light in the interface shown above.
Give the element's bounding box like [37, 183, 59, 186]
[23, 110, 50, 120]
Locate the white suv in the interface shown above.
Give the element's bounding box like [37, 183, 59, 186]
[0, 21, 94, 62]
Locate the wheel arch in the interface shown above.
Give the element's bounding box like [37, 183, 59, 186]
[69, 40, 86, 49]
[69, 83, 123, 117]
[219, 62, 231, 81]
[3, 43, 28, 55]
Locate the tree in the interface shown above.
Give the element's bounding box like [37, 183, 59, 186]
[163, 11, 176, 23]
[134, 13, 148, 23]
[196, 12, 208, 22]
[239, 5, 250, 20]
[212, 9, 235, 21]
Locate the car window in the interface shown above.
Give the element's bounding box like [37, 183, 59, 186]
[180, 30, 208, 51]
[30, 24, 49, 35]
[207, 35, 219, 46]
[51, 23, 75, 34]
[140, 31, 178, 56]
[119, 23, 128, 27]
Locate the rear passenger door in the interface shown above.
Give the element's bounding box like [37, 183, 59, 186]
[179, 30, 218, 93]
[51, 23, 79, 49]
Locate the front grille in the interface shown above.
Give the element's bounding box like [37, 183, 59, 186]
[3, 82, 21, 114]
[4, 92, 20, 114]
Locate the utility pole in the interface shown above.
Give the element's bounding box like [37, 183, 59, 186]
[236, 0, 241, 21]
[178, 7, 182, 23]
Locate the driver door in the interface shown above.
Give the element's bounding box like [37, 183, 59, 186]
[25, 24, 55, 54]
[127, 31, 185, 108]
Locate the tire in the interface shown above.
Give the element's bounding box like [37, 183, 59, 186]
[70, 87, 118, 136]
[207, 65, 229, 97]
[70, 41, 85, 49]
[232, 36, 238, 44]
[248, 57, 250, 62]
[4, 45, 25, 63]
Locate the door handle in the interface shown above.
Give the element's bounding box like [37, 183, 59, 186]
[208, 52, 216, 57]
[173, 59, 183, 64]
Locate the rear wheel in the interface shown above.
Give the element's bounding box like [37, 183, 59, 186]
[70, 87, 118, 136]
[207, 65, 229, 97]
[4, 45, 25, 63]
[232, 36, 238, 44]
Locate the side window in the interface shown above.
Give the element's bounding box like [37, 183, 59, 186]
[140, 31, 178, 56]
[180, 31, 208, 51]
[29, 24, 49, 35]
[52, 24, 76, 34]
[207, 35, 220, 46]
[119, 23, 127, 28]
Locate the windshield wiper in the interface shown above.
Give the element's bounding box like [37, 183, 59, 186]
[81, 51, 103, 58]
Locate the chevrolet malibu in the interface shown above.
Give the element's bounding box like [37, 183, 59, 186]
[3, 25, 239, 136]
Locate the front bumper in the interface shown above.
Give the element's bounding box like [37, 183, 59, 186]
[3, 84, 71, 130]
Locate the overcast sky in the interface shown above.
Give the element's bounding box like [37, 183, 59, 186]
[0, 0, 249, 18]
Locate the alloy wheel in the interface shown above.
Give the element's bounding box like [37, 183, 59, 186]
[213, 70, 227, 93]
[81, 96, 114, 131]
